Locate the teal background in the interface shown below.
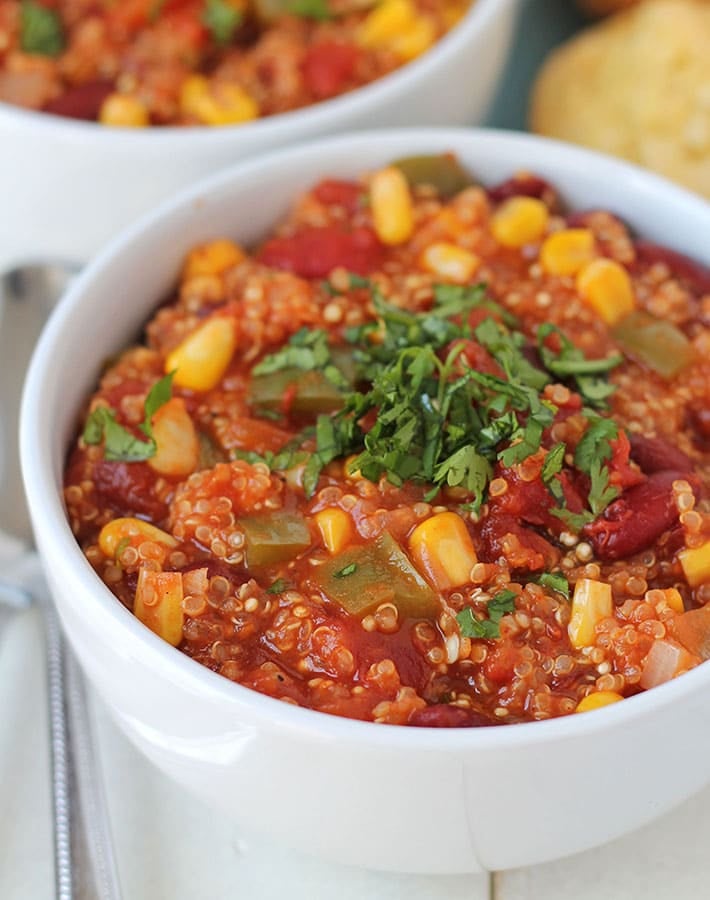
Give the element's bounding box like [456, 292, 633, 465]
[485, 0, 587, 130]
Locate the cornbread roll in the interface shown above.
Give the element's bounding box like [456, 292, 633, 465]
[531, 0, 710, 199]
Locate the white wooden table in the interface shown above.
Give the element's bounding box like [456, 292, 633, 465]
[3, 608, 710, 899]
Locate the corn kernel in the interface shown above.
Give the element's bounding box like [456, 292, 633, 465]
[391, 17, 435, 61]
[575, 691, 623, 713]
[370, 166, 415, 246]
[99, 93, 149, 128]
[98, 518, 177, 560]
[419, 242, 479, 283]
[165, 315, 237, 392]
[568, 578, 612, 648]
[148, 397, 200, 478]
[182, 239, 245, 280]
[359, 0, 416, 48]
[679, 540, 710, 587]
[134, 568, 184, 647]
[576, 258, 636, 325]
[540, 228, 596, 276]
[314, 508, 354, 555]
[408, 512, 477, 591]
[663, 587, 685, 614]
[490, 197, 549, 248]
[180, 75, 258, 126]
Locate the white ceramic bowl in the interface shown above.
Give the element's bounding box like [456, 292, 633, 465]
[21, 129, 710, 874]
[0, 0, 519, 270]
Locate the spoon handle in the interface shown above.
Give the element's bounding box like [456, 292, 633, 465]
[43, 595, 75, 900]
[43, 594, 123, 900]
[66, 649, 123, 900]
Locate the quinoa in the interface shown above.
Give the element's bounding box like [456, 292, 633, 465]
[64, 157, 710, 727]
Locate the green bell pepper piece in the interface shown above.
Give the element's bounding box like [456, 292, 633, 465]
[241, 513, 311, 568]
[312, 531, 439, 619]
[392, 154, 475, 199]
[612, 311, 695, 380]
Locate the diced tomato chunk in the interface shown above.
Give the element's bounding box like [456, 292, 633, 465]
[257, 226, 385, 278]
[607, 431, 645, 490]
[313, 179, 364, 212]
[484, 641, 518, 684]
[303, 42, 360, 100]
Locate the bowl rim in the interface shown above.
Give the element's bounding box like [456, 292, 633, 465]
[0, 0, 510, 143]
[21, 126, 710, 753]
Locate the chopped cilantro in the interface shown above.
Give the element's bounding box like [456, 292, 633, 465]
[322, 272, 371, 296]
[203, 0, 242, 46]
[287, 0, 332, 19]
[456, 589, 517, 640]
[266, 578, 290, 594]
[252, 328, 349, 390]
[83, 372, 174, 462]
[549, 506, 594, 533]
[433, 284, 519, 329]
[245, 281, 623, 509]
[587, 457, 619, 517]
[574, 417, 618, 473]
[20, 0, 64, 56]
[537, 323, 622, 409]
[334, 562, 358, 578]
[541, 442, 566, 503]
[534, 572, 570, 599]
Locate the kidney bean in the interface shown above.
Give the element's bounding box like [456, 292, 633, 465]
[634, 240, 710, 296]
[257, 225, 384, 278]
[409, 705, 494, 728]
[687, 408, 710, 448]
[629, 433, 695, 475]
[43, 80, 114, 121]
[487, 174, 557, 208]
[94, 460, 169, 522]
[480, 514, 559, 571]
[583, 470, 700, 561]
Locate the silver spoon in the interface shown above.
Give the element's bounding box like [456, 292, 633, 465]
[0, 263, 122, 900]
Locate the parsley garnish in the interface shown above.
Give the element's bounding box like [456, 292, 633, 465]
[203, 0, 242, 46]
[287, 0, 332, 19]
[546, 418, 620, 531]
[334, 562, 358, 578]
[266, 578, 290, 594]
[252, 328, 349, 390]
[587, 457, 619, 517]
[249, 283, 623, 510]
[541, 442, 566, 503]
[574, 417, 617, 472]
[322, 272, 371, 296]
[534, 572, 570, 599]
[83, 372, 174, 462]
[456, 589, 517, 640]
[537, 323, 622, 409]
[20, 0, 64, 56]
